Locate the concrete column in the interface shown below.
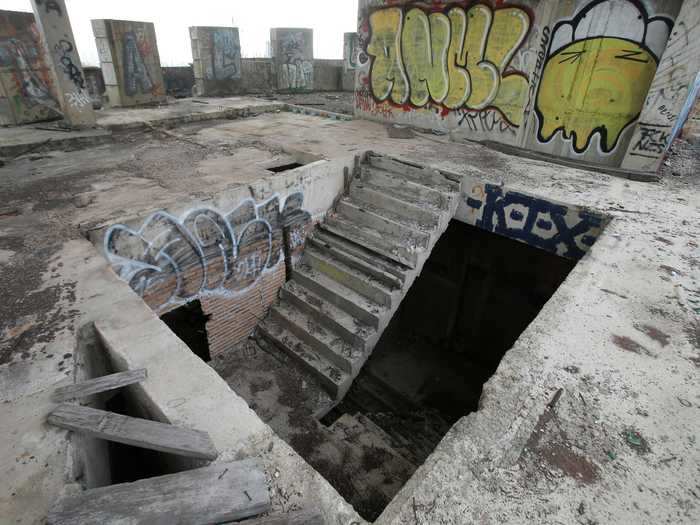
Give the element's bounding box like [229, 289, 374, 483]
[29, 0, 95, 127]
[621, 0, 700, 173]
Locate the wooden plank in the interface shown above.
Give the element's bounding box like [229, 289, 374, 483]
[48, 459, 270, 525]
[47, 404, 218, 461]
[232, 510, 324, 524]
[52, 369, 147, 402]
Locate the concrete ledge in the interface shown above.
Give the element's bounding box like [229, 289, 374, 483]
[0, 128, 112, 158]
[96, 98, 286, 131]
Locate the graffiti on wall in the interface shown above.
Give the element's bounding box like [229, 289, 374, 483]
[463, 183, 606, 260]
[364, 3, 532, 127]
[344, 32, 367, 71]
[122, 31, 155, 96]
[278, 31, 313, 91]
[0, 38, 57, 109]
[0, 14, 60, 123]
[211, 29, 241, 81]
[535, 0, 674, 154]
[104, 193, 311, 311]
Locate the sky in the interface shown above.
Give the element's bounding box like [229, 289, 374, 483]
[0, 0, 359, 66]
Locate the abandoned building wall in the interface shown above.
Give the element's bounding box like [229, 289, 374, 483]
[0, 9, 60, 126]
[83, 66, 105, 108]
[523, 0, 682, 167]
[354, 0, 546, 145]
[238, 58, 274, 94]
[92, 19, 166, 107]
[314, 59, 343, 91]
[190, 26, 243, 97]
[161, 66, 194, 98]
[271, 28, 314, 92]
[354, 0, 684, 170]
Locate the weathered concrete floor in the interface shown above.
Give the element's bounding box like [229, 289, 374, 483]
[0, 106, 698, 524]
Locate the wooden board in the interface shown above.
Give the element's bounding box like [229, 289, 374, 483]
[52, 369, 147, 402]
[48, 459, 270, 525]
[48, 404, 218, 461]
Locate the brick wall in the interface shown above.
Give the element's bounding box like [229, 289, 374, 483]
[201, 265, 286, 358]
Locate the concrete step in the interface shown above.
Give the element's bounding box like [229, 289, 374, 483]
[307, 234, 402, 290]
[364, 167, 450, 211]
[270, 302, 363, 375]
[336, 199, 430, 249]
[280, 280, 373, 351]
[304, 245, 394, 307]
[310, 230, 407, 285]
[367, 153, 460, 193]
[348, 186, 440, 233]
[292, 264, 384, 329]
[329, 413, 417, 497]
[257, 318, 351, 399]
[321, 216, 417, 268]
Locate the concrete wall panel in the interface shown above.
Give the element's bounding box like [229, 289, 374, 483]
[354, 0, 545, 146]
[271, 28, 314, 92]
[0, 10, 60, 125]
[524, 0, 682, 167]
[354, 0, 687, 172]
[92, 19, 166, 107]
[190, 26, 243, 97]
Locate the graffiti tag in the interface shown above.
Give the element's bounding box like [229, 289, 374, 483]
[123, 31, 154, 96]
[464, 184, 605, 260]
[104, 193, 311, 311]
[278, 31, 313, 91]
[211, 29, 241, 80]
[365, 4, 531, 127]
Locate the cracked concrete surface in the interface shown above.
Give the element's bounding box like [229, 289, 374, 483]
[0, 100, 698, 524]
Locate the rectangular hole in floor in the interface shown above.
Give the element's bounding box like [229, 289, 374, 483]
[266, 162, 305, 173]
[74, 324, 199, 488]
[210, 219, 580, 522]
[160, 300, 212, 363]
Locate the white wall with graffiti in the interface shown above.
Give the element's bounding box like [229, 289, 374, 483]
[354, 0, 687, 170]
[104, 193, 311, 312]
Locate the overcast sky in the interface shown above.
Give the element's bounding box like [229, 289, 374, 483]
[1, 0, 358, 65]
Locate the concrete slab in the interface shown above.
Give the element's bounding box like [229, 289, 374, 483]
[0, 126, 111, 158]
[95, 96, 285, 131]
[0, 111, 698, 524]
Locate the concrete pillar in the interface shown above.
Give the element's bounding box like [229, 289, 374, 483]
[621, 0, 700, 173]
[92, 19, 166, 107]
[270, 28, 313, 92]
[29, 0, 95, 127]
[190, 27, 242, 97]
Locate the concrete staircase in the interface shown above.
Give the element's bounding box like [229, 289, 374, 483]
[257, 153, 461, 400]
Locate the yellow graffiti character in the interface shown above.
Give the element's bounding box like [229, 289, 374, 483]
[536, 37, 658, 153]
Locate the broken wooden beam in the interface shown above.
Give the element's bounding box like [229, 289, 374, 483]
[47, 404, 218, 461]
[52, 369, 147, 403]
[48, 459, 270, 525]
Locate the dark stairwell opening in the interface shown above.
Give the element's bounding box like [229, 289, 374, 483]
[319, 219, 576, 520]
[160, 300, 212, 362]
